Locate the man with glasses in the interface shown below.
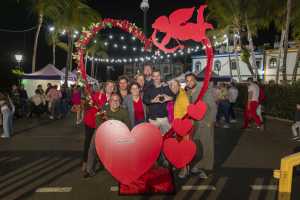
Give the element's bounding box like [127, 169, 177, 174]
[84, 93, 130, 178]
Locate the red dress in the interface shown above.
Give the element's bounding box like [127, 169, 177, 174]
[133, 97, 145, 123]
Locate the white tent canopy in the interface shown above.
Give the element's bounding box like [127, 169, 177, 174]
[22, 64, 65, 97]
[60, 68, 98, 85]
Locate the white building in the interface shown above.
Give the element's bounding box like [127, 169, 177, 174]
[192, 48, 300, 83]
[123, 60, 184, 80]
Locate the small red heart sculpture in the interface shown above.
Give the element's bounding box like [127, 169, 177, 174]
[163, 138, 196, 169]
[95, 120, 162, 185]
[187, 101, 207, 120]
[172, 118, 193, 137]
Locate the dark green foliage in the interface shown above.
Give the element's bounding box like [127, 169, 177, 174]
[236, 83, 300, 120]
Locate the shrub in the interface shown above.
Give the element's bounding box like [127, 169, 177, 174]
[236, 83, 300, 120]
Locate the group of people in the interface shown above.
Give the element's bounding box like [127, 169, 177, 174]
[79, 63, 220, 179]
[0, 83, 74, 138]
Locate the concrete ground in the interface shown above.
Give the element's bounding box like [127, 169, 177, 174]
[0, 113, 299, 200]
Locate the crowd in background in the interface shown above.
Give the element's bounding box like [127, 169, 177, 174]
[3, 62, 300, 181]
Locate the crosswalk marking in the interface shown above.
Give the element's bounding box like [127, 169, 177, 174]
[249, 178, 265, 199]
[207, 177, 228, 199]
[0, 157, 71, 197]
[36, 187, 72, 193]
[181, 185, 216, 191]
[110, 186, 119, 192]
[250, 185, 277, 190]
[1, 158, 79, 200]
[0, 157, 60, 189]
[0, 157, 49, 183]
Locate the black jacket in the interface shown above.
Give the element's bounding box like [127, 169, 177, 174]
[143, 83, 174, 120]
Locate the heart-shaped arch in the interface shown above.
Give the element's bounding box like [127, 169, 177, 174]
[74, 18, 152, 91]
[74, 9, 214, 176]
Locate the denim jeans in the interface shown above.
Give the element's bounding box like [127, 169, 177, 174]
[216, 100, 230, 124]
[2, 109, 13, 137]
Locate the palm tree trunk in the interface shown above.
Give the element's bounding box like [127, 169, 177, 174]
[292, 45, 300, 83]
[282, 0, 292, 84]
[52, 34, 56, 66]
[276, 27, 285, 84]
[233, 32, 241, 82]
[91, 54, 95, 78]
[65, 31, 73, 85]
[32, 13, 43, 72]
[246, 15, 258, 80]
[95, 62, 98, 80]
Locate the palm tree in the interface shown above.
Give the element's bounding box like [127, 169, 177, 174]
[18, 0, 61, 72]
[209, 0, 274, 80]
[243, 0, 272, 80]
[50, 0, 100, 85]
[46, 28, 60, 66]
[208, 0, 244, 81]
[85, 36, 108, 78]
[291, 3, 300, 83]
[281, 0, 292, 84]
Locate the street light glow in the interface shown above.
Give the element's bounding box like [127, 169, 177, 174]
[49, 26, 55, 32]
[15, 54, 23, 62]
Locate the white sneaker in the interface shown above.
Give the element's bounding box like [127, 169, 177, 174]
[223, 124, 230, 129]
[198, 171, 208, 179]
[291, 136, 300, 140]
[1, 135, 9, 138]
[230, 119, 237, 123]
[191, 166, 203, 174]
[49, 116, 54, 120]
[178, 168, 189, 179]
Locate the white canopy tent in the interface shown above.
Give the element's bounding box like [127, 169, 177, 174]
[22, 64, 65, 97]
[60, 68, 99, 85]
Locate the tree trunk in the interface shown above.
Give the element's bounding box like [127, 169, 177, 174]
[91, 58, 95, 78]
[32, 13, 43, 72]
[95, 62, 98, 80]
[64, 31, 73, 86]
[233, 32, 242, 82]
[238, 30, 254, 77]
[292, 45, 300, 83]
[246, 15, 259, 80]
[52, 34, 56, 66]
[282, 0, 292, 84]
[276, 27, 285, 84]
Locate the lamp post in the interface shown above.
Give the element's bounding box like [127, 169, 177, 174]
[15, 54, 23, 69]
[140, 0, 149, 37]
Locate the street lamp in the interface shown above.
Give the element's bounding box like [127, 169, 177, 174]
[140, 0, 149, 37]
[49, 26, 55, 32]
[15, 54, 23, 69]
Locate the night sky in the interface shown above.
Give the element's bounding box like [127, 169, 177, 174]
[0, 0, 278, 86]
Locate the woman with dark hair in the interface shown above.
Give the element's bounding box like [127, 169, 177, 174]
[123, 82, 146, 127]
[0, 92, 14, 138]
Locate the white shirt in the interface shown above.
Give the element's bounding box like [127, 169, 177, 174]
[248, 83, 259, 102]
[228, 87, 239, 103]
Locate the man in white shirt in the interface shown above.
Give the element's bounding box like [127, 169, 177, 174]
[228, 82, 239, 123]
[242, 78, 263, 129]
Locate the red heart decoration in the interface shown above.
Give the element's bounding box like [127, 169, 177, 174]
[187, 101, 207, 120]
[163, 138, 196, 169]
[172, 118, 193, 137]
[95, 120, 162, 185]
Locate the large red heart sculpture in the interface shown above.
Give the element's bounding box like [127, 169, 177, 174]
[163, 138, 197, 169]
[172, 118, 193, 137]
[187, 100, 207, 120]
[95, 120, 162, 185]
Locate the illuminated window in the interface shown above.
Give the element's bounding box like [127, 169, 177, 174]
[269, 58, 277, 68]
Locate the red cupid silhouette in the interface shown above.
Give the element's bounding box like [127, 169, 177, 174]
[151, 5, 213, 53]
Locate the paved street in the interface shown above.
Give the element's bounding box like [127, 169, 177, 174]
[0, 114, 299, 200]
